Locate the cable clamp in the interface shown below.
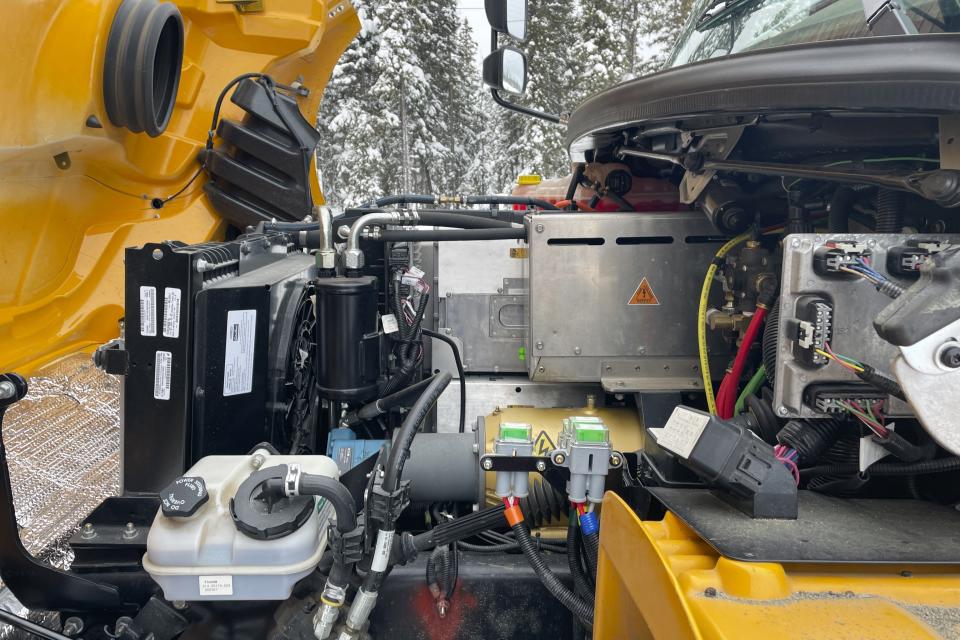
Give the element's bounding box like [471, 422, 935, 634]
[284, 463, 302, 498]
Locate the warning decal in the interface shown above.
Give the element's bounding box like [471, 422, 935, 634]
[628, 277, 660, 306]
[533, 430, 556, 456]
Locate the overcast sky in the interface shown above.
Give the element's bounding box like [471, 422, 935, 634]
[456, 0, 490, 68]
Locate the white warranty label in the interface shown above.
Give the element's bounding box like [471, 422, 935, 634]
[649, 406, 711, 459]
[198, 575, 233, 596]
[154, 351, 172, 400]
[223, 309, 256, 397]
[140, 286, 157, 336]
[162, 287, 182, 338]
[381, 313, 399, 334]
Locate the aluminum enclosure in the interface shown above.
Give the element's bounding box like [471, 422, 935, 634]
[524, 212, 729, 391]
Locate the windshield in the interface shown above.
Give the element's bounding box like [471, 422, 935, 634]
[666, 0, 960, 68]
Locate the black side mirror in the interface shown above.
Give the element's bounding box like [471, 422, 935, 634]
[482, 46, 528, 96]
[485, 0, 528, 42]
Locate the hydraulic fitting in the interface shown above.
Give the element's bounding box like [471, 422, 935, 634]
[493, 422, 534, 499]
[553, 416, 612, 504]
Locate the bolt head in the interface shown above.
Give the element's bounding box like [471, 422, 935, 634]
[574, 346, 581, 355]
[0, 380, 16, 401]
[536, 460, 546, 472]
[554, 453, 566, 465]
[535, 224, 544, 233]
[791, 239, 801, 248]
[537, 366, 545, 373]
[535, 341, 544, 350]
[777, 406, 789, 416]
[940, 345, 960, 369]
[481, 458, 493, 470]
[610, 454, 622, 467]
[251, 454, 265, 468]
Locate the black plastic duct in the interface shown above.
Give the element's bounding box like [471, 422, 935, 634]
[103, 0, 184, 137]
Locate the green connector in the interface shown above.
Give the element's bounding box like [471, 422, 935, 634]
[571, 417, 609, 444]
[499, 422, 533, 442]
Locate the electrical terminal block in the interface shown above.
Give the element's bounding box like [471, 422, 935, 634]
[553, 416, 611, 504]
[493, 422, 534, 499]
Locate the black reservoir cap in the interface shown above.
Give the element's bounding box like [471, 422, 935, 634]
[161, 476, 209, 518]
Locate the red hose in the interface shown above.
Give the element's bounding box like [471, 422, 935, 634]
[718, 307, 768, 419]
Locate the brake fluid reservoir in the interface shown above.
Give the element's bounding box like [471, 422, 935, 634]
[143, 449, 339, 601]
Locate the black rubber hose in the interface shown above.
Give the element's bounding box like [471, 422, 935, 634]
[513, 522, 594, 624]
[262, 221, 317, 232]
[382, 372, 453, 492]
[581, 530, 600, 582]
[0, 610, 70, 640]
[800, 456, 960, 478]
[566, 164, 586, 202]
[465, 195, 560, 210]
[288, 474, 357, 532]
[875, 189, 903, 233]
[421, 329, 465, 434]
[365, 194, 438, 208]
[415, 212, 517, 229]
[828, 186, 857, 233]
[341, 376, 438, 427]
[379, 228, 527, 242]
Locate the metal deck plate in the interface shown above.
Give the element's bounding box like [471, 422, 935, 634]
[651, 487, 960, 564]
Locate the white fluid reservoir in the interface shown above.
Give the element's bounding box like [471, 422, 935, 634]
[143, 449, 339, 601]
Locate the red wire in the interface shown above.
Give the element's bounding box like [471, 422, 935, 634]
[717, 307, 768, 419]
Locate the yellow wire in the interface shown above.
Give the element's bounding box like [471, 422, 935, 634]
[815, 348, 865, 372]
[698, 231, 754, 415]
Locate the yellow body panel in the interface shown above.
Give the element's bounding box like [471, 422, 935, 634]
[0, 0, 359, 375]
[595, 492, 960, 639]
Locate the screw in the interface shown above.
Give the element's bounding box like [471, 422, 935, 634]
[554, 453, 566, 465]
[537, 366, 545, 373]
[80, 523, 96, 539]
[481, 458, 493, 470]
[0, 381, 16, 401]
[535, 224, 544, 233]
[604, 365, 613, 372]
[172, 601, 187, 610]
[574, 346, 581, 355]
[122, 522, 137, 540]
[610, 454, 622, 467]
[791, 239, 800, 248]
[536, 460, 546, 472]
[535, 341, 543, 350]
[940, 345, 960, 369]
[777, 406, 789, 417]
[151, 248, 164, 261]
[251, 453, 265, 468]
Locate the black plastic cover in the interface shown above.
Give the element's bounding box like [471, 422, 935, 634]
[231, 466, 314, 540]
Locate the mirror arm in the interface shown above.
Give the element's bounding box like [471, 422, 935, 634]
[488, 28, 565, 125]
[490, 88, 564, 125]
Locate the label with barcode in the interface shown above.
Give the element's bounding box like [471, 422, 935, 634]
[162, 288, 182, 338]
[154, 351, 172, 400]
[223, 310, 256, 397]
[140, 286, 157, 336]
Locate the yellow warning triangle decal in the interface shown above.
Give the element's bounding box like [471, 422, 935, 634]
[628, 277, 660, 306]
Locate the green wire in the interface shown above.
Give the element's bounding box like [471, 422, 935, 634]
[735, 365, 767, 416]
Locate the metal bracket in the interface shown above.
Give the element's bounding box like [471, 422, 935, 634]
[479, 451, 624, 473]
[679, 125, 747, 204]
[862, 0, 919, 35]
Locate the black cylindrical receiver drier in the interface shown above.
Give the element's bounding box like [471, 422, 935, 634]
[315, 276, 381, 402]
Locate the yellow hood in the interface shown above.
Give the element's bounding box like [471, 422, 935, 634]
[0, 0, 358, 375]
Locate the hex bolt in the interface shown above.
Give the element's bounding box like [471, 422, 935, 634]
[535, 224, 544, 233]
[610, 454, 622, 467]
[0, 381, 16, 401]
[777, 406, 789, 417]
[80, 523, 96, 539]
[481, 458, 493, 470]
[536, 460, 547, 472]
[251, 453, 265, 468]
[62, 617, 84, 637]
[940, 345, 960, 369]
[535, 341, 544, 350]
[122, 522, 137, 540]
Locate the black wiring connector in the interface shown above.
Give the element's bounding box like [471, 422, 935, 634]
[855, 363, 907, 402]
